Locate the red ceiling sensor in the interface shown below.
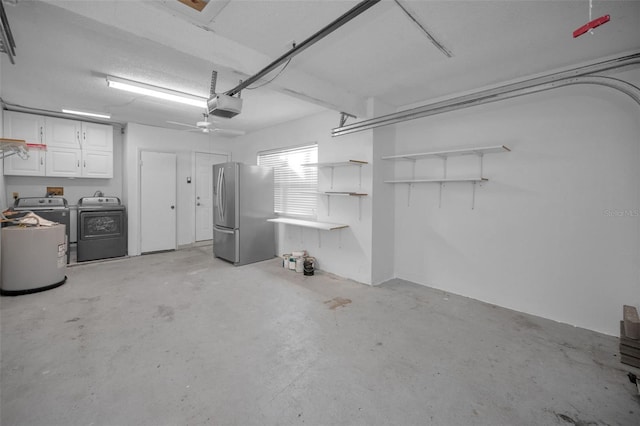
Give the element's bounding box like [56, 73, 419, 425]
[573, 14, 611, 38]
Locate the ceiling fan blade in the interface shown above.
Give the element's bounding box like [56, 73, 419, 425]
[213, 128, 246, 136]
[167, 120, 198, 129]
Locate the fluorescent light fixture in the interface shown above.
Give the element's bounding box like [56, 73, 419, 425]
[62, 109, 111, 119]
[106, 75, 207, 108]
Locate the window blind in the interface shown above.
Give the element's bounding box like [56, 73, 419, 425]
[257, 144, 318, 217]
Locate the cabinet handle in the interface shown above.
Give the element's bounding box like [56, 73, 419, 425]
[77, 131, 80, 145]
[84, 161, 86, 168]
[83, 132, 86, 141]
[40, 126, 43, 143]
[40, 157, 44, 165]
[77, 160, 80, 167]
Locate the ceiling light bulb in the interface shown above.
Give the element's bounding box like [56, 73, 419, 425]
[106, 75, 207, 108]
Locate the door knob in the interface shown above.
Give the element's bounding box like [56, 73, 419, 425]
[170, 205, 175, 209]
[197, 203, 201, 206]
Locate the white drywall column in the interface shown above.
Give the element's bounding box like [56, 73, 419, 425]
[369, 98, 396, 285]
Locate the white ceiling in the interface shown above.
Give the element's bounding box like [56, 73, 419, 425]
[1, 0, 639, 136]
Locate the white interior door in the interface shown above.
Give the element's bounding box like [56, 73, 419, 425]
[195, 152, 229, 241]
[141, 151, 177, 253]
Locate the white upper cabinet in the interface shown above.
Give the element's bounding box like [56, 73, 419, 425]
[46, 147, 82, 177]
[82, 122, 113, 152]
[4, 110, 45, 144]
[82, 150, 113, 178]
[45, 117, 82, 177]
[46, 117, 81, 149]
[3, 111, 46, 176]
[3, 111, 114, 178]
[4, 149, 45, 176]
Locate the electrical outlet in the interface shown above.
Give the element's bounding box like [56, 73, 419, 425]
[12, 192, 19, 200]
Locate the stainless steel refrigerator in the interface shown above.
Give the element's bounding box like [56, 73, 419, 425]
[213, 162, 275, 265]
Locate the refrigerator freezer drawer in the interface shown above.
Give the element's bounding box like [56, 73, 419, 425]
[213, 227, 239, 264]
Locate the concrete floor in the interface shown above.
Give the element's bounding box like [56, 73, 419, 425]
[1, 245, 638, 426]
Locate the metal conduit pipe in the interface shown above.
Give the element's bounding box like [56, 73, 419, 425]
[332, 52, 640, 137]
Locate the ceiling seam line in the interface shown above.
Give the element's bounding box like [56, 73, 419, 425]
[393, 0, 452, 58]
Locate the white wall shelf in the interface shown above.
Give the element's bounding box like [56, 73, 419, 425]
[302, 159, 368, 189]
[384, 178, 487, 184]
[318, 191, 368, 196]
[316, 191, 368, 220]
[268, 217, 349, 248]
[381, 145, 510, 161]
[268, 217, 348, 230]
[383, 145, 509, 208]
[302, 160, 368, 167]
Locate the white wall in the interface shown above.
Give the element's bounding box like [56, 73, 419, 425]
[391, 71, 640, 336]
[123, 123, 233, 256]
[231, 110, 376, 284]
[369, 99, 396, 285]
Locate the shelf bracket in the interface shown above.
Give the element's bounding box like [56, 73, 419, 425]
[472, 181, 477, 210]
[330, 166, 335, 189]
[339, 112, 356, 127]
[439, 157, 448, 209]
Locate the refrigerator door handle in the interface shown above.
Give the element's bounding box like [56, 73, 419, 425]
[216, 167, 223, 223]
[220, 167, 226, 222]
[214, 227, 235, 235]
[216, 168, 220, 222]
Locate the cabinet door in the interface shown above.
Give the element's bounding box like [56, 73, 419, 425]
[45, 117, 81, 149]
[3, 111, 46, 175]
[82, 150, 113, 178]
[46, 148, 82, 177]
[82, 122, 113, 152]
[4, 149, 45, 176]
[3, 110, 45, 144]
